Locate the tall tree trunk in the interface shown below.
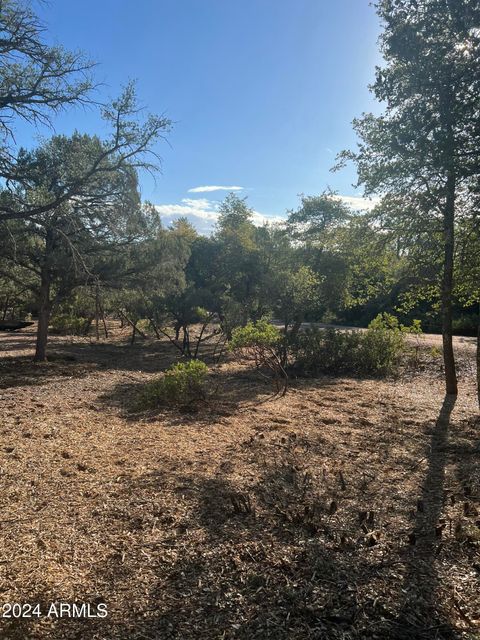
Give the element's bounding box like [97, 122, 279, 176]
[477, 302, 480, 410]
[34, 226, 55, 362]
[441, 171, 458, 395]
[34, 275, 51, 362]
[95, 284, 100, 341]
[149, 318, 161, 339]
[174, 322, 181, 341]
[2, 297, 8, 321]
[100, 303, 108, 339]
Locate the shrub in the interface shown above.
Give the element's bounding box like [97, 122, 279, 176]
[291, 327, 362, 376]
[50, 313, 89, 335]
[230, 319, 281, 351]
[137, 359, 208, 409]
[291, 313, 419, 377]
[452, 314, 477, 336]
[137, 319, 153, 335]
[359, 313, 407, 374]
[229, 320, 287, 395]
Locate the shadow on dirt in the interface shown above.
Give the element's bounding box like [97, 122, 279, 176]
[98, 364, 339, 427]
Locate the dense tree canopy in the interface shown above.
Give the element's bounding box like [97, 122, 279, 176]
[337, 0, 480, 394]
[1, 0, 479, 403]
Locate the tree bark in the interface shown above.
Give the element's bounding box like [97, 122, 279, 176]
[95, 284, 100, 341]
[34, 227, 54, 362]
[100, 302, 108, 338]
[477, 303, 480, 410]
[149, 318, 161, 339]
[2, 300, 8, 321]
[34, 275, 51, 362]
[441, 171, 458, 395]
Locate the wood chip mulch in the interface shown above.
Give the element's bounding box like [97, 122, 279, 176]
[0, 328, 478, 639]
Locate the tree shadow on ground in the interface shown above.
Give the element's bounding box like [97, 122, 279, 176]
[2, 346, 477, 640]
[0, 336, 177, 390]
[388, 395, 461, 639]
[98, 365, 339, 426]
[74, 468, 398, 639]
[3, 390, 477, 640]
[0, 329, 226, 381]
[82, 392, 477, 639]
[0, 355, 98, 389]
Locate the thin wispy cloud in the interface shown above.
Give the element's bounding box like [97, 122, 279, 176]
[334, 194, 380, 211]
[188, 185, 244, 193]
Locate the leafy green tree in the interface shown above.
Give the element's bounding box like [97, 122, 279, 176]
[0, 2, 170, 225]
[0, 133, 159, 360]
[287, 192, 350, 242]
[110, 222, 192, 344]
[287, 193, 400, 324]
[1, 84, 171, 223]
[151, 287, 219, 358]
[0, 266, 34, 320]
[214, 193, 270, 325]
[0, 0, 93, 141]
[271, 266, 320, 335]
[338, 0, 480, 395]
[336, 213, 404, 321]
[455, 215, 480, 407]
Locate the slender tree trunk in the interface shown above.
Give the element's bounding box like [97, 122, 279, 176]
[441, 171, 458, 395]
[34, 226, 55, 362]
[149, 318, 161, 339]
[477, 302, 480, 410]
[100, 302, 108, 339]
[2, 302, 7, 321]
[193, 320, 211, 359]
[34, 275, 51, 362]
[290, 318, 303, 343]
[95, 284, 100, 341]
[174, 322, 181, 341]
[182, 326, 190, 357]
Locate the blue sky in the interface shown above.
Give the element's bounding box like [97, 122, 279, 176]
[19, 1, 383, 232]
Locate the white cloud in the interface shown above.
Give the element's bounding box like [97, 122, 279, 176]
[155, 198, 219, 220]
[251, 211, 285, 226]
[334, 194, 381, 211]
[154, 198, 219, 234]
[155, 198, 283, 235]
[188, 185, 244, 193]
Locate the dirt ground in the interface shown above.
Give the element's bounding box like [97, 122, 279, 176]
[0, 326, 479, 640]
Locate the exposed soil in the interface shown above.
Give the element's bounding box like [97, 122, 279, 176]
[0, 326, 478, 639]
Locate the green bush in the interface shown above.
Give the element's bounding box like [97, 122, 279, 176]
[452, 314, 477, 336]
[291, 313, 419, 377]
[291, 327, 362, 376]
[230, 319, 281, 350]
[136, 319, 153, 335]
[137, 359, 208, 409]
[359, 313, 407, 374]
[229, 320, 287, 395]
[50, 313, 89, 335]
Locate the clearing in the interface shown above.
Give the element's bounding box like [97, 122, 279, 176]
[0, 326, 478, 639]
